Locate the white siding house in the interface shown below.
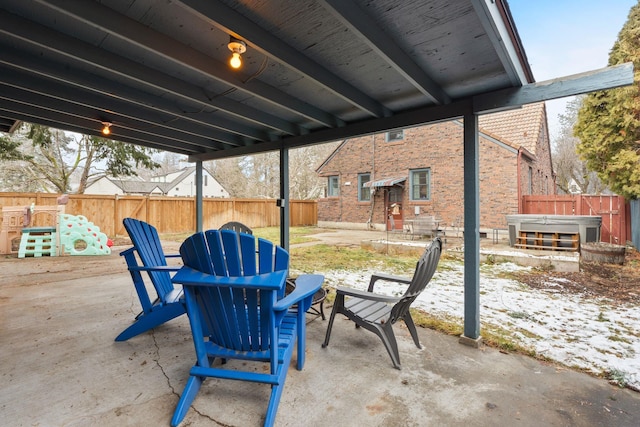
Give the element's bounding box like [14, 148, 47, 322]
[84, 166, 230, 197]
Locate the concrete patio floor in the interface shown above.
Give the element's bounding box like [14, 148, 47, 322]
[2, 241, 639, 427]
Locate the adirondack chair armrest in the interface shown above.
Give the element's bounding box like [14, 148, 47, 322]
[172, 267, 287, 291]
[335, 286, 401, 303]
[273, 274, 324, 312]
[368, 272, 411, 291]
[119, 247, 135, 257]
[127, 265, 181, 273]
[119, 247, 180, 260]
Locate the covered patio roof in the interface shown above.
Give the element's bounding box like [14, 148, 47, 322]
[0, 0, 634, 344]
[1, 0, 630, 160]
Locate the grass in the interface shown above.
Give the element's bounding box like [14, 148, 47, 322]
[409, 308, 541, 356]
[252, 226, 320, 245]
[291, 243, 417, 274]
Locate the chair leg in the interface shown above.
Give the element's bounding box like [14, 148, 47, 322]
[296, 309, 305, 370]
[171, 375, 203, 427]
[403, 312, 422, 349]
[321, 297, 341, 348]
[377, 324, 402, 370]
[264, 380, 286, 427]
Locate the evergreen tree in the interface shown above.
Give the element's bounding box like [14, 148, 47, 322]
[574, 3, 640, 200]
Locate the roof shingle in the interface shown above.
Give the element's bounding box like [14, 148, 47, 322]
[479, 102, 546, 153]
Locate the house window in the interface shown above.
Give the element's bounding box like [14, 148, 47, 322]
[385, 129, 404, 142]
[358, 173, 371, 201]
[528, 167, 533, 195]
[327, 176, 339, 197]
[410, 168, 430, 201]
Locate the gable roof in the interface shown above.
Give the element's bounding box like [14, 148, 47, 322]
[151, 166, 200, 184]
[85, 176, 164, 194]
[478, 103, 547, 153]
[114, 180, 164, 194]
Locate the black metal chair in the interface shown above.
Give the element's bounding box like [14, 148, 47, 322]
[219, 221, 252, 234]
[322, 237, 442, 369]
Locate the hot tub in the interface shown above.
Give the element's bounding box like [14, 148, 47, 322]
[506, 214, 601, 249]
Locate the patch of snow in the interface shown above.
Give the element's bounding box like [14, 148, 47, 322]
[295, 260, 640, 390]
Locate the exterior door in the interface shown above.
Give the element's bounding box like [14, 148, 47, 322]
[386, 187, 403, 231]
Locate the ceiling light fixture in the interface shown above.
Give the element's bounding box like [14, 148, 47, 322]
[101, 122, 112, 136]
[228, 36, 246, 69]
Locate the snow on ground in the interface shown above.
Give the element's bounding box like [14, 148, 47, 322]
[299, 260, 640, 391]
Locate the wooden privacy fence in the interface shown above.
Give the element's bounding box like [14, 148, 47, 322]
[0, 193, 317, 237]
[522, 195, 630, 245]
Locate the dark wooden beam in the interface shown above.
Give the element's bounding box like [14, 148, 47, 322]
[474, 63, 634, 113]
[188, 100, 474, 161]
[320, 0, 451, 105]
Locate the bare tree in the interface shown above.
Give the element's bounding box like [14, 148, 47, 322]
[208, 142, 338, 199]
[289, 143, 338, 199]
[207, 156, 251, 197]
[553, 97, 607, 194]
[136, 152, 187, 180]
[25, 125, 78, 193]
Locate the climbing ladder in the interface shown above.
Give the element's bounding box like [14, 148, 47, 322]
[18, 227, 57, 258]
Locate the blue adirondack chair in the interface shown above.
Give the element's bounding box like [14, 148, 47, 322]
[116, 218, 186, 341]
[171, 229, 323, 427]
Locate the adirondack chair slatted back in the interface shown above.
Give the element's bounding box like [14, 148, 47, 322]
[389, 238, 442, 324]
[123, 218, 173, 297]
[179, 230, 289, 353]
[171, 230, 322, 427]
[116, 218, 185, 342]
[180, 229, 289, 276]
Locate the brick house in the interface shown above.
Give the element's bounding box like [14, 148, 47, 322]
[316, 103, 555, 233]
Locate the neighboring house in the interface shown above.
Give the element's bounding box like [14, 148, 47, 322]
[84, 166, 230, 198]
[316, 103, 555, 232]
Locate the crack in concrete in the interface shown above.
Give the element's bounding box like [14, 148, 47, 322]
[151, 331, 235, 426]
[151, 331, 178, 397]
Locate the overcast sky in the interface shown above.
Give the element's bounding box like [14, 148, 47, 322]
[508, 0, 636, 141]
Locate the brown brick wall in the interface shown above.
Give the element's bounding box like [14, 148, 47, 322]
[318, 118, 553, 230]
